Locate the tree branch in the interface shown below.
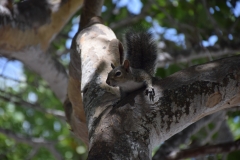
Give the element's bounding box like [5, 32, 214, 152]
[201, 0, 223, 37]
[201, 115, 225, 145]
[0, 0, 84, 102]
[0, 0, 72, 29]
[78, 21, 240, 158]
[110, 2, 153, 30]
[166, 139, 240, 160]
[214, 120, 234, 143]
[1, 49, 68, 102]
[0, 74, 49, 88]
[63, 0, 106, 145]
[0, 0, 83, 51]
[151, 0, 200, 33]
[79, 0, 104, 31]
[157, 49, 240, 68]
[152, 111, 225, 160]
[0, 0, 51, 29]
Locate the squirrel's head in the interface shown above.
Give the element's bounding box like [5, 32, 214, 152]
[106, 60, 131, 87]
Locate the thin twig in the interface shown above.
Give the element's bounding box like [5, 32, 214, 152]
[151, 0, 203, 33]
[167, 139, 240, 160]
[110, 1, 153, 30]
[157, 49, 240, 68]
[201, 0, 223, 37]
[26, 146, 39, 160]
[201, 117, 224, 145]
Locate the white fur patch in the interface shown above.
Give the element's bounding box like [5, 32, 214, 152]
[120, 80, 144, 93]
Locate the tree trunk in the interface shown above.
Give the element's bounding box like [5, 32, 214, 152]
[76, 21, 240, 159]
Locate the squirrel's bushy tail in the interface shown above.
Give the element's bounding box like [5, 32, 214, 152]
[125, 29, 157, 76]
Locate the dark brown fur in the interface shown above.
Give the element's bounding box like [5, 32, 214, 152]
[125, 30, 157, 76]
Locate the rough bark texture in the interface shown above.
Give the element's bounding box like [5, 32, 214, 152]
[1, 0, 240, 158]
[0, 0, 83, 102]
[152, 111, 225, 160]
[0, 0, 83, 51]
[64, 0, 104, 145]
[76, 21, 240, 159]
[68, 20, 121, 146]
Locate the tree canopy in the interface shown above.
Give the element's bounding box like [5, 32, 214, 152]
[0, 0, 240, 159]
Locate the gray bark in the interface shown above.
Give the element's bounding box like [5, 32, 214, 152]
[64, 0, 105, 145]
[77, 22, 240, 159]
[152, 111, 225, 160]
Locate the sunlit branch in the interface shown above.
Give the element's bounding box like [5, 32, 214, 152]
[0, 0, 68, 28]
[157, 49, 240, 68]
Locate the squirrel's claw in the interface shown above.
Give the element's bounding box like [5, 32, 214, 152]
[146, 88, 155, 101]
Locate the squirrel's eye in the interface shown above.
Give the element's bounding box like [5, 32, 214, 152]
[115, 71, 122, 77]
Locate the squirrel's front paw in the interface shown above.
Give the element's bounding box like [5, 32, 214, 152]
[145, 87, 155, 101]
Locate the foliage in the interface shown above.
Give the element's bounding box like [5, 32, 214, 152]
[1, 0, 240, 159]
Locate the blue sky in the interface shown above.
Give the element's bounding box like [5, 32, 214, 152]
[2, 0, 240, 90]
[0, 57, 24, 87]
[0, 0, 240, 144]
[66, 0, 240, 49]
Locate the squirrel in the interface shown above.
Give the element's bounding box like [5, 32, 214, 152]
[106, 29, 157, 101]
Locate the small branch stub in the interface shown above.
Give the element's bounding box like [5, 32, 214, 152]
[206, 92, 222, 108]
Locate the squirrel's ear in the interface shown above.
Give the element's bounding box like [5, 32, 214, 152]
[111, 63, 115, 69]
[123, 60, 130, 72]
